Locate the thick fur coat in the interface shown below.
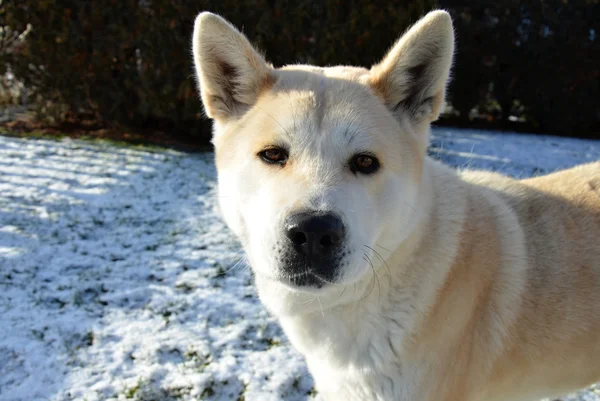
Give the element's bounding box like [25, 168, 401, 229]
[192, 10, 600, 401]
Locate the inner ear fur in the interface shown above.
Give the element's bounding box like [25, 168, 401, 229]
[368, 10, 454, 123]
[192, 12, 274, 121]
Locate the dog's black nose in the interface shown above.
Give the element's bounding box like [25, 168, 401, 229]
[284, 212, 345, 259]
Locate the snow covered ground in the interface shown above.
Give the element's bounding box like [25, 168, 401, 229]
[0, 128, 599, 401]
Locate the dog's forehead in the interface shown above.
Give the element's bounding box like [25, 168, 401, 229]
[278, 64, 370, 81]
[272, 65, 372, 107]
[256, 67, 383, 145]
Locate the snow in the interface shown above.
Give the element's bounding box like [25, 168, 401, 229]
[0, 128, 599, 401]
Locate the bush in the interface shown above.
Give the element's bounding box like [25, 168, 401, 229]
[1, 0, 598, 139]
[441, 0, 599, 136]
[0, 0, 434, 139]
[1, 0, 208, 133]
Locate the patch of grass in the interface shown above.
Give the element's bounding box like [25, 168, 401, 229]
[124, 378, 143, 399]
[292, 377, 301, 390]
[84, 331, 95, 346]
[184, 349, 200, 360]
[0, 126, 171, 152]
[162, 310, 172, 323]
[46, 297, 67, 309]
[31, 327, 48, 341]
[144, 244, 159, 251]
[236, 382, 248, 401]
[200, 381, 215, 398]
[166, 385, 193, 398]
[0, 127, 66, 140]
[214, 264, 226, 278]
[92, 217, 105, 227]
[184, 348, 212, 372]
[175, 282, 195, 293]
[263, 337, 281, 348]
[158, 302, 186, 325]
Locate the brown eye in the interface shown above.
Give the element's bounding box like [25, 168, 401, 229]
[258, 147, 288, 165]
[350, 153, 380, 175]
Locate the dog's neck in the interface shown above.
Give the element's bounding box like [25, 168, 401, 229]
[277, 157, 469, 372]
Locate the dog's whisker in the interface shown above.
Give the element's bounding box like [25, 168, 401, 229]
[374, 243, 406, 259]
[403, 201, 417, 213]
[219, 251, 248, 276]
[362, 270, 378, 303]
[362, 253, 380, 281]
[296, 296, 318, 306]
[364, 252, 382, 303]
[281, 270, 343, 288]
[312, 274, 342, 287]
[316, 296, 325, 317]
[356, 253, 378, 304]
[365, 244, 393, 280]
[339, 285, 348, 299]
[374, 243, 393, 253]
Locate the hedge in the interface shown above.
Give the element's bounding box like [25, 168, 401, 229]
[1, 0, 598, 139]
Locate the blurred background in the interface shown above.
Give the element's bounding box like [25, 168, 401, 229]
[1, 0, 598, 146]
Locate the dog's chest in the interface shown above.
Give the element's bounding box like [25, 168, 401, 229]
[280, 307, 416, 401]
[308, 360, 410, 401]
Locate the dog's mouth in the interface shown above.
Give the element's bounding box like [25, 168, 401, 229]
[278, 269, 333, 289]
[271, 248, 345, 290]
[255, 254, 344, 291]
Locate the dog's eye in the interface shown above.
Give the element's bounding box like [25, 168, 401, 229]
[258, 147, 288, 165]
[350, 154, 380, 175]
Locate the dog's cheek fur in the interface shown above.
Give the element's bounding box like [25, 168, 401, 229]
[376, 173, 422, 249]
[216, 160, 299, 278]
[217, 160, 313, 281]
[216, 171, 246, 241]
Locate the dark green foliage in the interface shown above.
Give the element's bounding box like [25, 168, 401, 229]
[441, 0, 599, 136]
[1, 0, 210, 135]
[1, 0, 598, 139]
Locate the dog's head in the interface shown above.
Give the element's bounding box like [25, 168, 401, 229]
[192, 11, 454, 315]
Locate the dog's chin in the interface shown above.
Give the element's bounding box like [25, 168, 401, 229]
[261, 263, 371, 295]
[254, 266, 375, 317]
[262, 256, 345, 292]
[254, 273, 342, 317]
[256, 255, 371, 293]
[266, 272, 333, 293]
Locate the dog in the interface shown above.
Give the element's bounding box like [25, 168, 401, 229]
[192, 10, 600, 401]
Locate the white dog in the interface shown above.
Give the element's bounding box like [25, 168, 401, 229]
[192, 10, 600, 401]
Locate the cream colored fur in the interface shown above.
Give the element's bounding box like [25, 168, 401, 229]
[192, 10, 600, 401]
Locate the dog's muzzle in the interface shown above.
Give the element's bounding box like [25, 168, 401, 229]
[281, 211, 345, 287]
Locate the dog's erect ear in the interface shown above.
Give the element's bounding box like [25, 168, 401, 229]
[192, 12, 273, 122]
[368, 10, 454, 123]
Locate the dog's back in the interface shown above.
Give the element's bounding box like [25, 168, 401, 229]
[453, 163, 600, 401]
